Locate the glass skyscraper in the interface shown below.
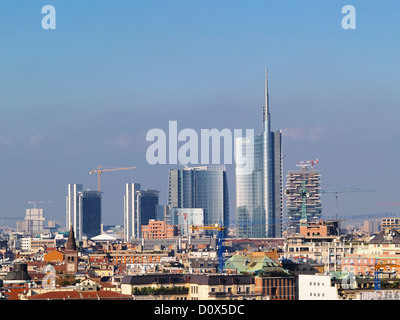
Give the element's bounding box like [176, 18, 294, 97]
[124, 184, 160, 240]
[66, 185, 101, 241]
[235, 70, 283, 238]
[66, 183, 83, 234]
[168, 166, 229, 234]
[79, 190, 102, 240]
[137, 189, 160, 237]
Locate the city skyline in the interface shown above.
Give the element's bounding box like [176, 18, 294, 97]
[0, 1, 399, 227]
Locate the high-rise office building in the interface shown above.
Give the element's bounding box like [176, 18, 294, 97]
[285, 165, 322, 234]
[78, 190, 102, 240]
[123, 182, 141, 241]
[156, 205, 171, 224]
[124, 184, 160, 240]
[235, 70, 283, 238]
[23, 207, 45, 235]
[137, 189, 160, 238]
[168, 166, 229, 234]
[66, 184, 83, 234]
[66, 185, 101, 241]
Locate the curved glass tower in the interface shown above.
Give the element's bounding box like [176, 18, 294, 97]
[168, 165, 229, 235]
[235, 70, 283, 238]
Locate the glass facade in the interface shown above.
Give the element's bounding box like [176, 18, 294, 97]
[79, 190, 102, 240]
[170, 207, 204, 235]
[66, 183, 83, 236]
[168, 166, 229, 235]
[138, 189, 160, 234]
[235, 71, 283, 238]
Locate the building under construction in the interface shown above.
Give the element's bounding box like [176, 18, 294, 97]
[285, 160, 322, 234]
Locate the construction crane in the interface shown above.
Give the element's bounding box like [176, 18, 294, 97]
[27, 200, 55, 208]
[189, 224, 226, 273]
[374, 261, 400, 290]
[89, 166, 136, 191]
[296, 158, 319, 170]
[320, 187, 375, 221]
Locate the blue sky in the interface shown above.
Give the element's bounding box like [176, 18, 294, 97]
[0, 1, 399, 227]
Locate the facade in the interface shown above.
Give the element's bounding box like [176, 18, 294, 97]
[171, 207, 204, 235]
[64, 225, 78, 274]
[285, 233, 356, 273]
[156, 205, 171, 224]
[299, 219, 339, 237]
[363, 219, 381, 234]
[168, 166, 229, 234]
[235, 70, 283, 238]
[298, 274, 339, 300]
[141, 220, 178, 239]
[67, 184, 102, 241]
[123, 182, 141, 241]
[78, 190, 102, 241]
[254, 276, 296, 300]
[186, 274, 256, 300]
[137, 189, 160, 238]
[66, 184, 83, 235]
[286, 165, 322, 234]
[121, 274, 187, 295]
[381, 218, 400, 232]
[23, 208, 45, 236]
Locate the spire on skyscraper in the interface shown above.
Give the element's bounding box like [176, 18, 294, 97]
[263, 68, 271, 132]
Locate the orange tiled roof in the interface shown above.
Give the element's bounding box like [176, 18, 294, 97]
[4, 288, 28, 300]
[27, 290, 132, 300]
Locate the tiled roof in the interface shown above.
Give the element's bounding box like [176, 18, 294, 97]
[28, 290, 132, 300]
[4, 288, 28, 300]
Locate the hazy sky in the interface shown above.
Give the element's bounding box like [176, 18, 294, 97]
[0, 0, 399, 228]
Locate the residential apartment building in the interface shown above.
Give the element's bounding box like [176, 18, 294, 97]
[186, 274, 257, 300]
[141, 220, 178, 239]
[285, 234, 356, 272]
[298, 274, 339, 300]
[381, 218, 400, 232]
[286, 165, 322, 234]
[254, 276, 296, 300]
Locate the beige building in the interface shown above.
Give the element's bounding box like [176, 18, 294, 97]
[186, 274, 257, 300]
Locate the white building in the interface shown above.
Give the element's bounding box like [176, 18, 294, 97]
[22, 208, 45, 235]
[124, 182, 141, 241]
[171, 207, 204, 236]
[298, 274, 339, 300]
[20, 237, 32, 252]
[66, 183, 83, 235]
